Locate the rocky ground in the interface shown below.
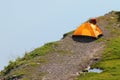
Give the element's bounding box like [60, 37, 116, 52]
[39, 35, 104, 80]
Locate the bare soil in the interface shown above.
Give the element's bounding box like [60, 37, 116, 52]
[37, 34, 105, 80]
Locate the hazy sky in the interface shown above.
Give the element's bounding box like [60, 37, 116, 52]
[0, 0, 120, 70]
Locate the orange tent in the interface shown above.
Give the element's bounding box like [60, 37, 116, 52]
[73, 22, 102, 38]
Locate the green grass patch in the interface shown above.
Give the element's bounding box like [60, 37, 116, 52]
[24, 41, 58, 60]
[0, 41, 58, 76]
[76, 37, 120, 80]
[105, 25, 111, 29]
[56, 50, 73, 56]
[63, 30, 74, 38]
[95, 37, 105, 43]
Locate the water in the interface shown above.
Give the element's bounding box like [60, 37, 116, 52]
[88, 68, 102, 73]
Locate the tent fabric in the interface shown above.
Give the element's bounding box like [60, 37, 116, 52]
[73, 22, 102, 38]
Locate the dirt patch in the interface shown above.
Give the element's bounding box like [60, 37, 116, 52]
[35, 35, 105, 80]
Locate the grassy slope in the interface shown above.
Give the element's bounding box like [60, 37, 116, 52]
[0, 42, 58, 80]
[76, 11, 120, 80]
[76, 37, 120, 80]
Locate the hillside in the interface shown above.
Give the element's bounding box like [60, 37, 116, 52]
[0, 11, 120, 80]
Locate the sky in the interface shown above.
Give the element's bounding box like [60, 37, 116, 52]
[0, 0, 120, 70]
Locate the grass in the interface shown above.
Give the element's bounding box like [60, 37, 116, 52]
[0, 41, 58, 79]
[76, 36, 120, 80]
[63, 30, 74, 38]
[23, 41, 58, 60]
[56, 50, 73, 56]
[95, 37, 105, 43]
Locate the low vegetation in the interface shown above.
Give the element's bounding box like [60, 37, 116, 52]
[0, 41, 58, 79]
[63, 30, 74, 38]
[76, 36, 120, 80]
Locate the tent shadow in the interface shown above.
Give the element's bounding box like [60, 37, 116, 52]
[72, 35, 103, 43]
